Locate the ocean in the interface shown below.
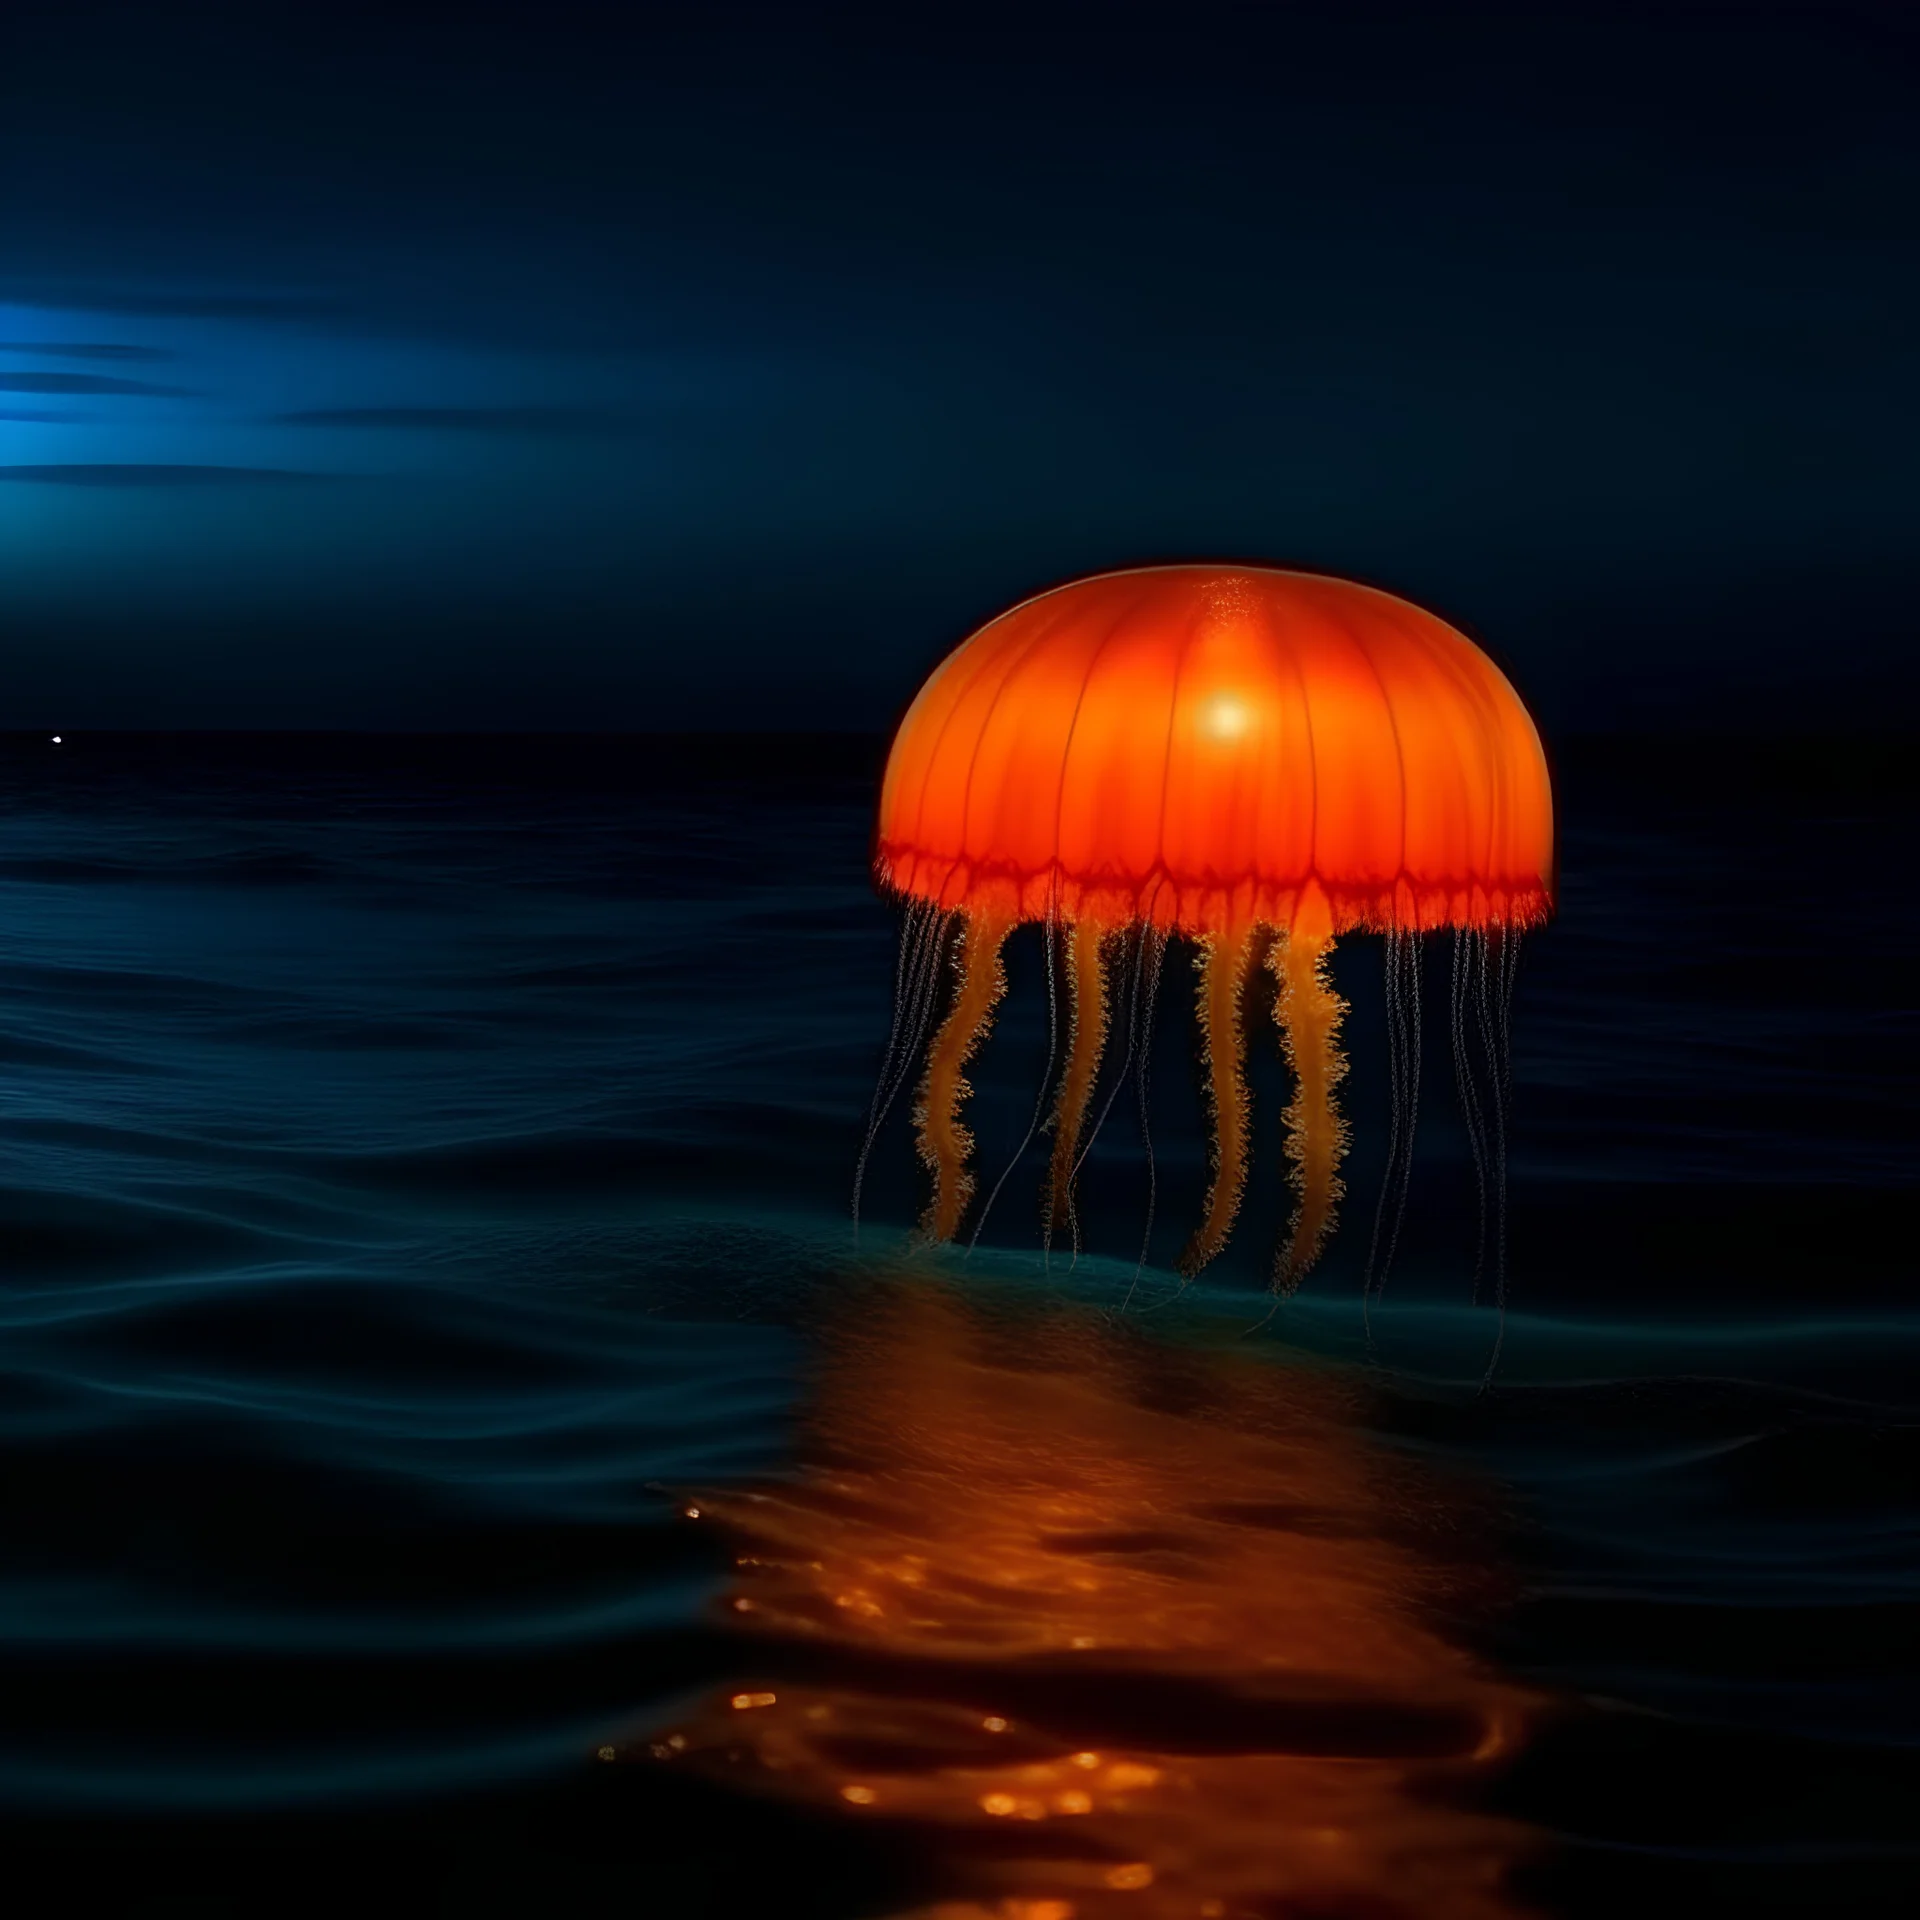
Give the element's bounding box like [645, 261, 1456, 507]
[0, 730, 1913, 1917]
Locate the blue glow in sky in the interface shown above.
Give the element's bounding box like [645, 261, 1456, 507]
[0, 296, 785, 604]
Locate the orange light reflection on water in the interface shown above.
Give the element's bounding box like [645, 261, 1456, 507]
[641, 1280, 1544, 1919]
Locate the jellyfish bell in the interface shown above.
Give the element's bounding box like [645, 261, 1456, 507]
[860, 565, 1554, 1299]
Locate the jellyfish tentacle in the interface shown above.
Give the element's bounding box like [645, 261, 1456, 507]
[1363, 928, 1407, 1307]
[1072, 927, 1141, 1188]
[894, 908, 954, 1103]
[1383, 931, 1424, 1291]
[857, 904, 952, 1230]
[854, 899, 936, 1231]
[1475, 930, 1514, 1389]
[970, 913, 1064, 1255]
[1039, 912, 1064, 1272]
[872, 900, 925, 1114]
[1365, 927, 1425, 1321]
[1177, 924, 1258, 1279]
[914, 909, 1012, 1243]
[1473, 930, 1510, 1319]
[1367, 929, 1428, 1320]
[1498, 926, 1521, 1114]
[1451, 928, 1490, 1303]
[1044, 920, 1113, 1260]
[1123, 924, 1168, 1309]
[1272, 926, 1352, 1293]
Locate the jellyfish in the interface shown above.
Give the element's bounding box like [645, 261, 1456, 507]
[856, 566, 1554, 1301]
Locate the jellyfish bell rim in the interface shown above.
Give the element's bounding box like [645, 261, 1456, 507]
[872, 857, 1553, 942]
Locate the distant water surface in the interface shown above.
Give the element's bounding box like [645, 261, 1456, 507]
[0, 732, 1913, 1916]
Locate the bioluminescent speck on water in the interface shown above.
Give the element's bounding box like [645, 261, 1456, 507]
[857, 566, 1555, 1304]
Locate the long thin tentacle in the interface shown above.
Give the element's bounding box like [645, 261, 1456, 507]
[1481, 928, 1521, 1388]
[853, 902, 948, 1231]
[1473, 930, 1511, 1356]
[1363, 928, 1407, 1304]
[1452, 927, 1489, 1304]
[895, 908, 953, 1118]
[1498, 926, 1521, 1114]
[1367, 929, 1426, 1313]
[1044, 922, 1113, 1261]
[1123, 925, 1167, 1309]
[914, 910, 1012, 1243]
[1475, 929, 1505, 1293]
[969, 913, 1064, 1254]
[1388, 931, 1424, 1285]
[853, 900, 929, 1230]
[1072, 926, 1142, 1187]
[873, 901, 927, 1119]
[1177, 924, 1257, 1279]
[1272, 927, 1351, 1293]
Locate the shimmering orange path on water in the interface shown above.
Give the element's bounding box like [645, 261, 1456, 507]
[632, 1282, 1545, 1919]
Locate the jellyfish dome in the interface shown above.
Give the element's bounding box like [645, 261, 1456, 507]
[860, 565, 1554, 1297]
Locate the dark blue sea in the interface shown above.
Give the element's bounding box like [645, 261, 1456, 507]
[2, 732, 1914, 1917]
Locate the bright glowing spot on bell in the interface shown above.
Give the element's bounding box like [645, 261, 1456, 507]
[684, 1506, 701, 1518]
[981, 1792, 1018, 1816]
[1072, 1751, 1100, 1768]
[1054, 1790, 1092, 1814]
[982, 1715, 1008, 1732]
[1105, 1863, 1155, 1890]
[1201, 694, 1249, 741]
[841, 1784, 877, 1805]
[731, 1691, 776, 1710]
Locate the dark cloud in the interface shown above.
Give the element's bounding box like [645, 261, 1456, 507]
[0, 287, 345, 322]
[0, 341, 175, 362]
[275, 405, 629, 435]
[0, 464, 335, 486]
[0, 371, 194, 396]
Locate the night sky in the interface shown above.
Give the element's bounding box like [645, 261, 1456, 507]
[2, 2, 1914, 731]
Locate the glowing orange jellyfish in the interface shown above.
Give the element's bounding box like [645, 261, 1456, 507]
[856, 565, 1554, 1301]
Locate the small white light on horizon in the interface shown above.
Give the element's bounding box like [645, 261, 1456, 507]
[51, 735, 62, 746]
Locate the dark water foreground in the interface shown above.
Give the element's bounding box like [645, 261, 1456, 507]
[0, 732, 1913, 1916]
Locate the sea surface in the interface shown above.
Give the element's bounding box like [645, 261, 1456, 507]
[0, 731, 1913, 1917]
